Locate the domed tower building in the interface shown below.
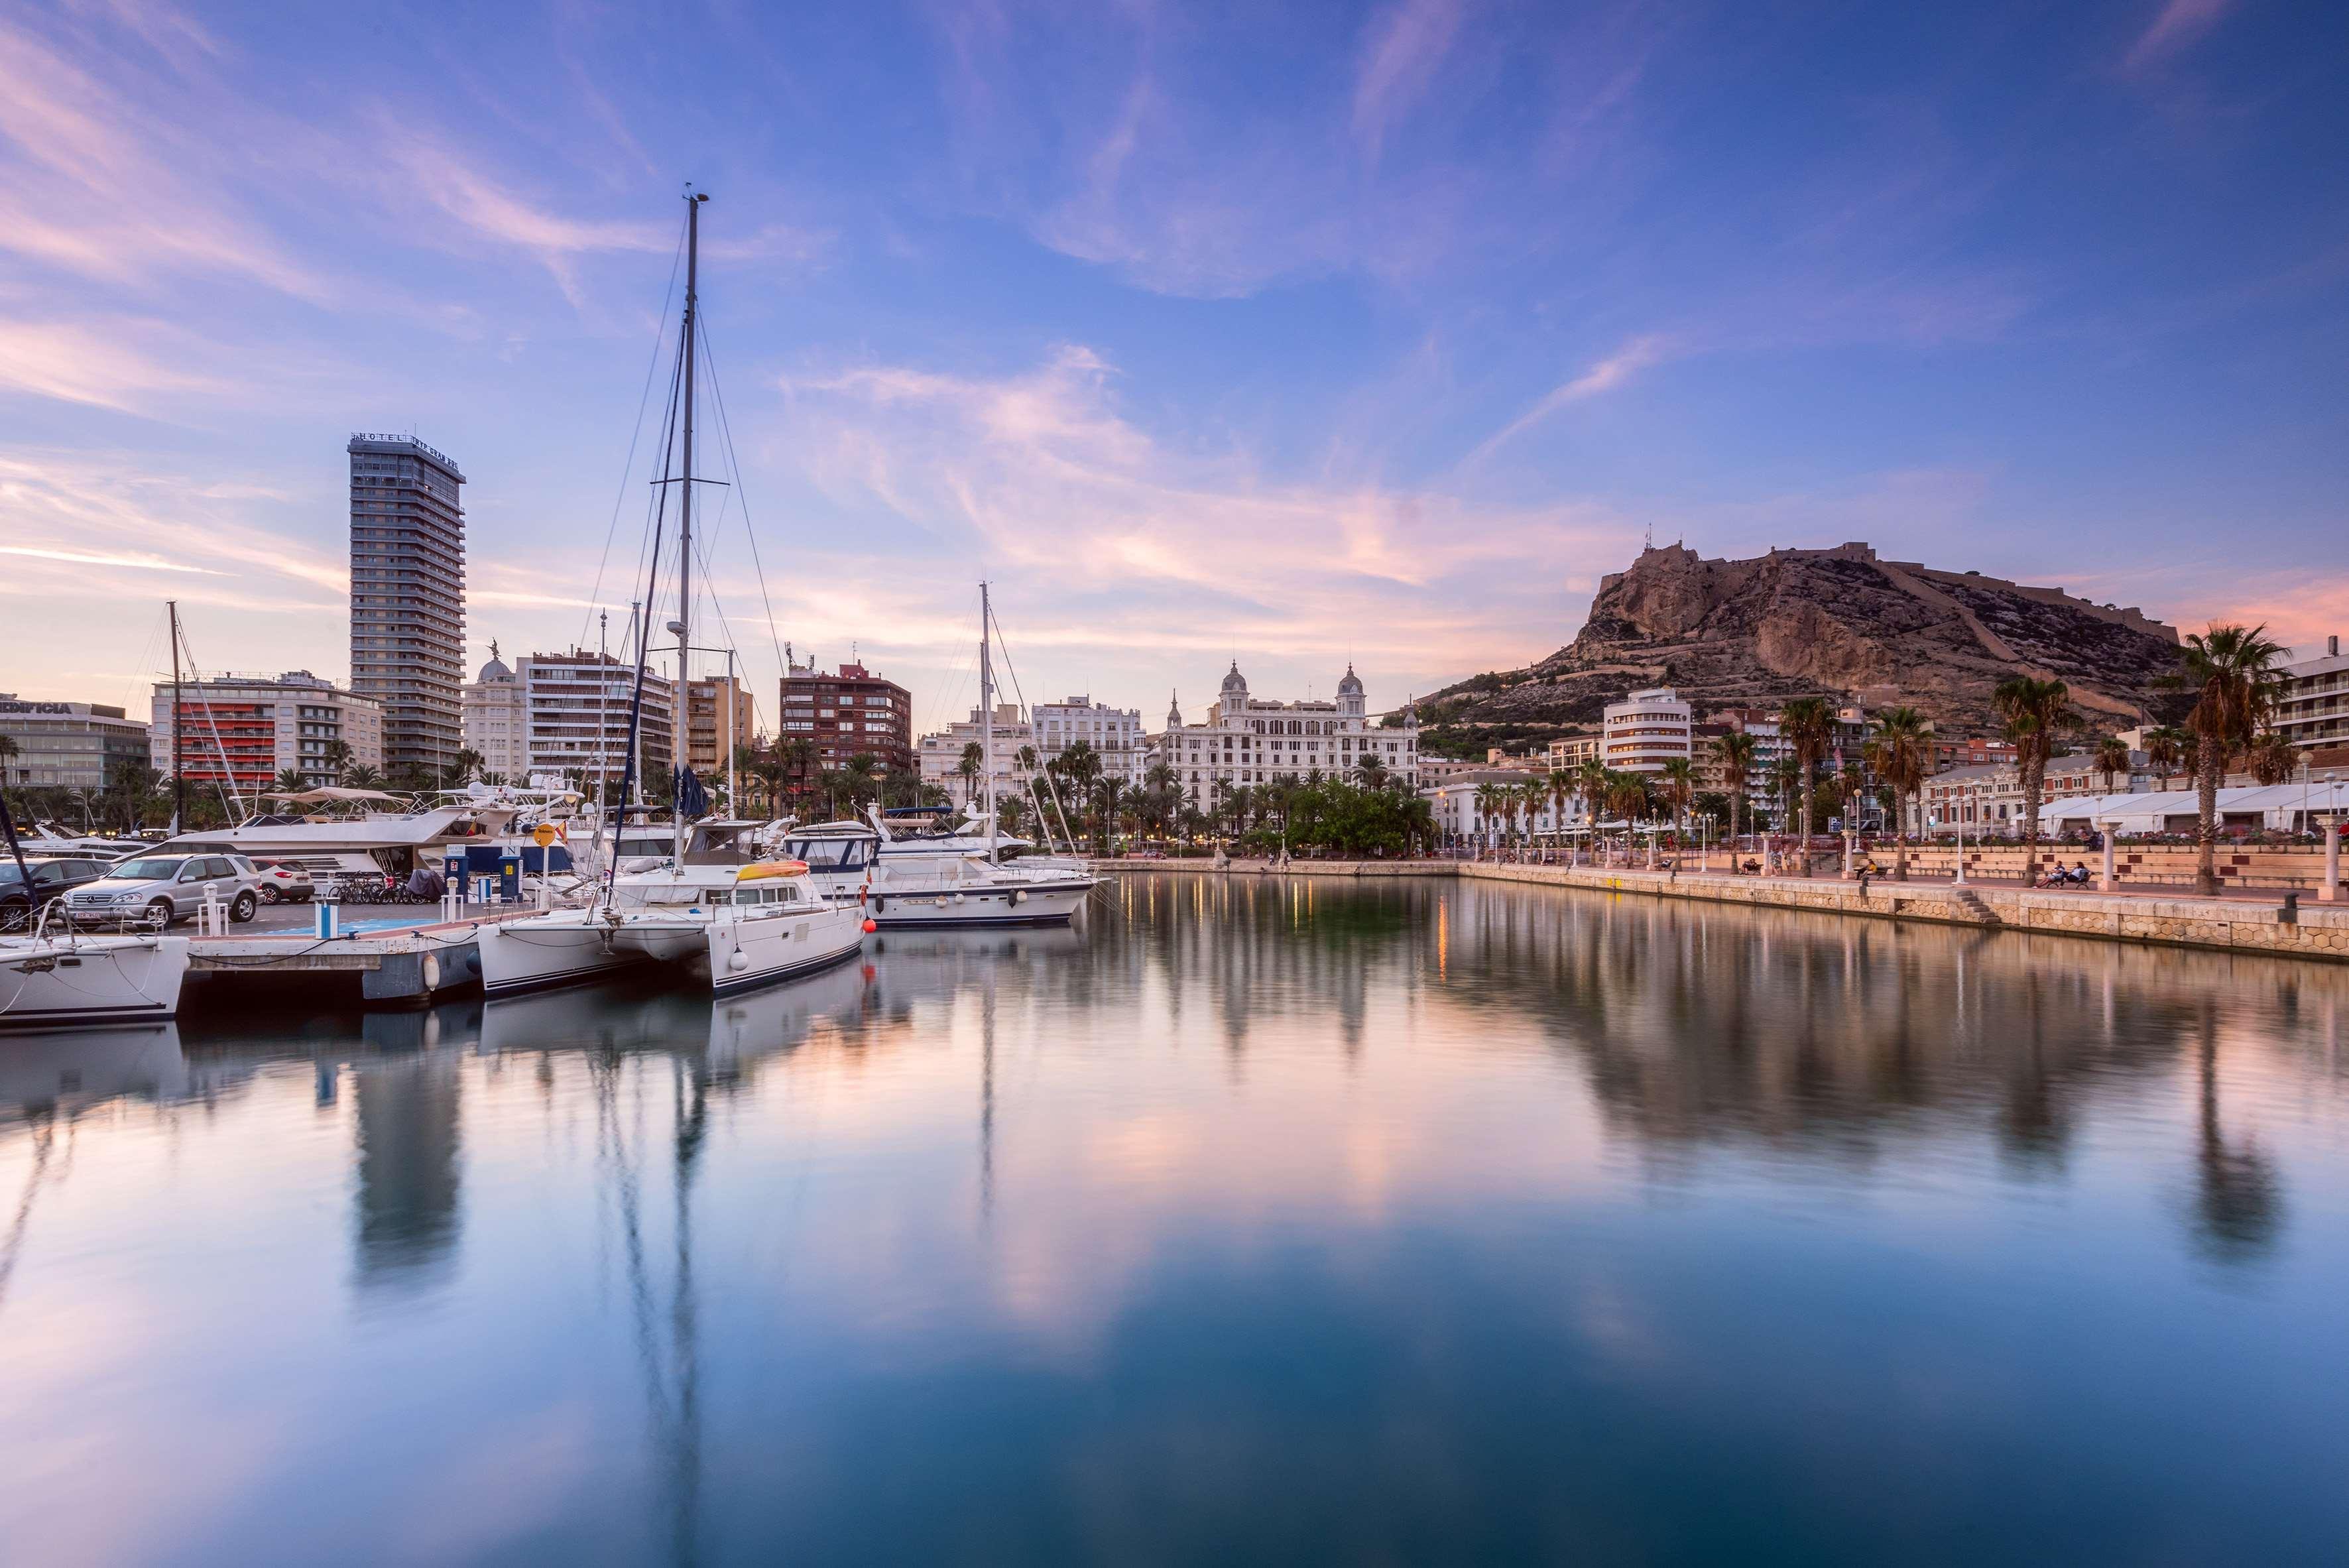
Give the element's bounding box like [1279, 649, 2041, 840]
[1150, 658, 1419, 806]
[460, 640, 524, 783]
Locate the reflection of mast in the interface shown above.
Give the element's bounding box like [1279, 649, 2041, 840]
[593, 1042, 705, 1567]
[0, 1110, 62, 1313]
[979, 959, 996, 1221]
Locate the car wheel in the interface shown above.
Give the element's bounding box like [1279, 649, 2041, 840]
[230, 891, 259, 924]
[0, 899, 29, 932]
[146, 898, 176, 928]
[258, 884, 281, 904]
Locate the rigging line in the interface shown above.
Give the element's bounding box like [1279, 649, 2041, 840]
[985, 602, 1078, 851]
[172, 619, 243, 821]
[581, 208, 692, 649]
[693, 310, 792, 694]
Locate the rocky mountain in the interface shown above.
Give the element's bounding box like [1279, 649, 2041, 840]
[1425, 542, 2187, 739]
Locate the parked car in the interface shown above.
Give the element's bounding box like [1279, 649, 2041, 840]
[248, 857, 315, 904]
[1, 855, 117, 932]
[63, 852, 263, 928]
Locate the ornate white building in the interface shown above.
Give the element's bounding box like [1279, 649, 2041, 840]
[1033, 695, 1146, 785]
[461, 642, 526, 782]
[1152, 662, 1418, 801]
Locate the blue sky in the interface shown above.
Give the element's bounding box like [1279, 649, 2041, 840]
[2, 0, 2343, 737]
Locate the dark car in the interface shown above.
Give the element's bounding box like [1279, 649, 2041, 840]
[0, 855, 117, 932]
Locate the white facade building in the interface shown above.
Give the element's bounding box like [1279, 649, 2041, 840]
[2276, 635, 2346, 756]
[918, 703, 1036, 805]
[516, 650, 673, 791]
[1421, 770, 1583, 846]
[151, 671, 383, 793]
[1602, 688, 1692, 774]
[461, 642, 526, 781]
[1152, 663, 1418, 802]
[1034, 696, 1146, 785]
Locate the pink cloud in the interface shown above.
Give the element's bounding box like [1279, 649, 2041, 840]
[1465, 334, 1672, 463]
[1353, 0, 1467, 163]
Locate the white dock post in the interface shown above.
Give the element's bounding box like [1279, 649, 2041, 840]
[2324, 817, 2341, 902]
[2100, 822, 2118, 893]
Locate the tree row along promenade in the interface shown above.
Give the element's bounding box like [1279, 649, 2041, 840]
[1099, 857, 2349, 965]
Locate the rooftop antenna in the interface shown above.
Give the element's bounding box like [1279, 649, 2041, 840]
[1644, 521, 1654, 550]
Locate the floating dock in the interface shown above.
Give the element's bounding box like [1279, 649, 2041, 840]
[184, 907, 548, 1006]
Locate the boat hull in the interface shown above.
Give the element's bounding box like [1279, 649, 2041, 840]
[479, 915, 653, 996]
[0, 935, 190, 1028]
[861, 878, 1093, 928]
[705, 907, 867, 996]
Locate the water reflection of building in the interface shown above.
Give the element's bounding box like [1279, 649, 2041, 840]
[351, 1024, 463, 1289]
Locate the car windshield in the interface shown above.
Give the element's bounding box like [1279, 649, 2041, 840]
[109, 857, 187, 882]
[0, 864, 26, 885]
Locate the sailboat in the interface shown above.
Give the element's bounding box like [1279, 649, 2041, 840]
[478, 188, 866, 998]
[783, 585, 1097, 928]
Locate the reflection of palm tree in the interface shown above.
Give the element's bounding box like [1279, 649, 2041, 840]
[2191, 1002, 2283, 1264]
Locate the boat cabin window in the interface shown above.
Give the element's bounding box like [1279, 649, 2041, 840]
[784, 838, 869, 870]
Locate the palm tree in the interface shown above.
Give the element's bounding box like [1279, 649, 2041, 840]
[1575, 756, 1608, 831]
[341, 762, 386, 790]
[450, 746, 485, 785]
[1862, 707, 1931, 880]
[1657, 757, 1695, 841]
[1778, 697, 1835, 873]
[2143, 725, 2185, 790]
[2094, 734, 2132, 795]
[1546, 767, 1573, 855]
[2179, 623, 2287, 894]
[1473, 781, 1503, 851]
[2248, 729, 2298, 787]
[956, 741, 983, 804]
[269, 766, 307, 794]
[1712, 730, 1758, 851]
[319, 739, 353, 778]
[1993, 675, 2071, 850]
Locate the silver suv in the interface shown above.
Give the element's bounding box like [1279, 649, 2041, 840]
[65, 852, 263, 928]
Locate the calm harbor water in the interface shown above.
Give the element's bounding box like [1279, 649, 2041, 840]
[4, 874, 2347, 1565]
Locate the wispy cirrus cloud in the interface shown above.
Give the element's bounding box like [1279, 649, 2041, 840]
[1465, 335, 1672, 464]
[2124, 0, 2236, 71]
[1352, 0, 1468, 164]
[776, 343, 1636, 698]
[0, 13, 326, 300]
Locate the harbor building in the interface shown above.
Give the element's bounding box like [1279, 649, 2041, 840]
[1154, 663, 1419, 800]
[149, 672, 383, 794]
[1922, 751, 2145, 835]
[685, 673, 757, 778]
[1033, 696, 1147, 784]
[1601, 688, 1692, 774]
[779, 658, 912, 774]
[918, 703, 1036, 806]
[516, 650, 672, 793]
[460, 644, 525, 782]
[0, 696, 152, 791]
[348, 434, 466, 780]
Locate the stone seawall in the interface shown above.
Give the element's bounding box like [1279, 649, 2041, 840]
[1097, 859, 2349, 963]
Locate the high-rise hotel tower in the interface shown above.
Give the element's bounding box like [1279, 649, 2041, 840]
[347, 434, 465, 779]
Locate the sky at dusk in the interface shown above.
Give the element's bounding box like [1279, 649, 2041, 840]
[2, 0, 2344, 737]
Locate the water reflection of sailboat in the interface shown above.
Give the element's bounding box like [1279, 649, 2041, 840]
[0, 1022, 189, 1122]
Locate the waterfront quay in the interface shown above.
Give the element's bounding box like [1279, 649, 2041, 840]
[1103, 857, 2349, 964]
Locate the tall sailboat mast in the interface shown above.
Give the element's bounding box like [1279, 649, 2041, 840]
[168, 598, 184, 835]
[980, 581, 996, 865]
[672, 187, 707, 868]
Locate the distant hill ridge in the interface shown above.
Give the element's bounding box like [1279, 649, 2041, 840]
[1427, 541, 2186, 737]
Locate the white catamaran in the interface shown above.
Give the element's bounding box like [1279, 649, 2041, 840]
[477, 186, 865, 998]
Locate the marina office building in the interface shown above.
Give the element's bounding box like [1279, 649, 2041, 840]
[0, 697, 152, 791]
[1154, 662, 1420, 799]
[149, 672, 383, 794]
[348, 433, 465, 780]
